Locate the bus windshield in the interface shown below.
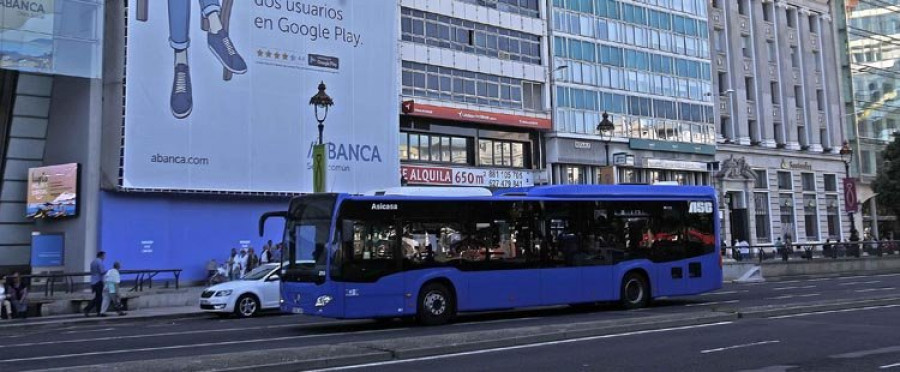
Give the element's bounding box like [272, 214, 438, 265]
[281, 194, 337, 283]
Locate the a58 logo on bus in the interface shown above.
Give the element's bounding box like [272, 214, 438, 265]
[688, 201, 714, 214]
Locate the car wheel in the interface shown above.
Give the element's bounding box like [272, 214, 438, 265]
[235, 294, 259, 318]
[620, 272, 650, 310]
[417, 282, 455, 326]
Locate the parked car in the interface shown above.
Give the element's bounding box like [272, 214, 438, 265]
[199, 263, 280, 318]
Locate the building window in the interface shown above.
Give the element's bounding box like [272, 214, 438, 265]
[742, 35, 752, 58]
[767, 41, 776, 63]
[457, 0, 540, 18]
[565, 165, 585, 184]
[400, 132, 470, 165]
[401, 9, 541, 64]
[479, 139, 527, 168]
[779, 194, 795, 240]
[824, 174, 837, 192]
[771, 82, 780, 104]
[754, 192, 771, 243]
[786, 8, 796, 28]
[777, 171, 792, 190]
[522, 82, 544, 111]
[826, 195, 839, 239]
[801, 173, 815, 192]
[754, 170, 768, 189]
[803, 194, 818, 240]
[763, 3, 773, 21]
[737, 0, 748, 15]
[790, 47, 799, 67]
[402, 61, 541, 111]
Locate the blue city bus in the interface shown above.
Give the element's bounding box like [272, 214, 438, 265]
[259, 185, 722, 325]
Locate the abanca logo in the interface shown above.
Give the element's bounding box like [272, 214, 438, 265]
[371, 203, 398, 210]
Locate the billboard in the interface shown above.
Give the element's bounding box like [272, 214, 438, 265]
[26, 163, 79, 219]
[123, 0, 399, 193]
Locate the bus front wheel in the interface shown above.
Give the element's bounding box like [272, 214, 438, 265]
[417, 283, 455, 326]
[620, 272, 649, 309]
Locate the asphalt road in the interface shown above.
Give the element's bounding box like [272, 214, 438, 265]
[345, 303, 900, 372]
[1, 272, 899, 371]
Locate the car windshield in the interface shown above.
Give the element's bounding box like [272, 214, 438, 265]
[242, 265, 276, 280]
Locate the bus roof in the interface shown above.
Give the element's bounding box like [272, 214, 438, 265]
[492, 184, 716, 199]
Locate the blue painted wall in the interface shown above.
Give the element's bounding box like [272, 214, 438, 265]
[99, 192, 288, 282]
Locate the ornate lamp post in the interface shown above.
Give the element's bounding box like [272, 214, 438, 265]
[596, 112, 615, 166]
[839, 140, 859, 242]
[309, 81, 334, 193]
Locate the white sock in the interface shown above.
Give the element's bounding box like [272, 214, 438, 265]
[208, 12, 223, 34]
[174, 49, 188, 65]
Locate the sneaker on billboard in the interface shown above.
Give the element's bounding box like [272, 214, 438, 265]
[171, 63, 192, 119]
[208, 30, 247, 74]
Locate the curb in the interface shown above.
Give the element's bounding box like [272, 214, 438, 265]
[0, 310, 209, 332]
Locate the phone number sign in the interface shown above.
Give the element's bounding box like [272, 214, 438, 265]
[401, 165, 534, 188]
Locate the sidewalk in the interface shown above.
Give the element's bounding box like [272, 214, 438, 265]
[0, 305, 205, 331]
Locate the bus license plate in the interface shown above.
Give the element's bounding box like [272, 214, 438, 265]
[292, 307, 304, 314]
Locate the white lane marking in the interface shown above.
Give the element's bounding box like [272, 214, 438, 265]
[700, 290, 747, 296]
[768, 304, 900, 319]
[452, 317, 538, 326]
[881, 362, 900, 369]
[854, 287, 896, 293]
[684, 300, 740, 307]
[0, 327, 408, 363]
[701, 340, 781, 354]
[774, 280, 801, 284]
[832, 345, 900, 359]
[0, 322, 344, 348]
[838, 281, 882, 286]
[838, 276, 867, 280]
[876, 273, 900, 278]
[765, 294, 821, 300]
[772, 285, 816, 291]
[308, 322, 734, 371]
[805, 278, 834, 282]
[62, 328, 115, 335]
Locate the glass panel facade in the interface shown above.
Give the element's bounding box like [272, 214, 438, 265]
[551, 0, 714, 141]
[402, 61, 543, 112]
[803, 195, 818, 240]
[401, 8, 542, 64]
[754, 192, 771, 243]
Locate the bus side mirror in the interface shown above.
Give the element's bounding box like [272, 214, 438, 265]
[259, 211, 288, 237]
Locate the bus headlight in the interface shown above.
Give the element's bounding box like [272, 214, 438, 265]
[315, 295, 333, 307]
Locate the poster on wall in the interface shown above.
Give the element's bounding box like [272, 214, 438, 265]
[123, 0, 399, 193]
[26, 163, 79, 219]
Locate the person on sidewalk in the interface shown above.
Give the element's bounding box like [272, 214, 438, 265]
[7, 273, 28, 319]
[226, 248, 237, 281]
[246, 247, 259, 272]
[84, 251, 108, 317]
[0, 275, 12, 320]
[105, 262, 127, 316]
[775, 237, 788, 262]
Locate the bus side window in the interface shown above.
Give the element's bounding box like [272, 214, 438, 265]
[340, 220, 400, 282]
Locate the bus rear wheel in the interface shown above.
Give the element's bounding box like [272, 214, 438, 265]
[620, 272, 649, 309]
[417, 283, 455, 326]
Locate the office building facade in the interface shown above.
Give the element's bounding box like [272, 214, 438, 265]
[546, 0, 718, 187]
[398, 0, 552, 189]
[711, 0, 851, 245]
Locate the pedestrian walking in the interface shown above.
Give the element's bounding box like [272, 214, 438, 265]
[775, 237, 788, 262]
[226, 248, 238, 281]
[6, 273, 28, 319]
[104, 262, 127, 316]
[246, 247, 259, 272]
[84, 251, 108, 317]
[261, 240, 273, 264]
[236, 248, 248, 278]
[824, 239, 835, 259]
[0, 275, 13, 320]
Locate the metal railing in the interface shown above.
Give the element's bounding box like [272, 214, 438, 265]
[23, 269, 183, 297]
[723, 240, 900, 263]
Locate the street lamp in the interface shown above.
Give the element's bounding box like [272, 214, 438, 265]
[839, 140, 860, 241]
[596, 111, 615, 166]
[309, 81, 334, 193]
